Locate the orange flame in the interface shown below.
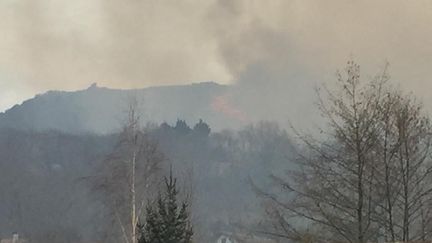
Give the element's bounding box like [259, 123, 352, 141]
[211, 95, 248, 122]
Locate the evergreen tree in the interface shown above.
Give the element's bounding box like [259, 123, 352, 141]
[174, 119, 192, 135]
[138, 171, 193, 243]
[193, 119, 210, 137]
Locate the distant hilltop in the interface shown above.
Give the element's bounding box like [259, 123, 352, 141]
[0, 82, 235, 134]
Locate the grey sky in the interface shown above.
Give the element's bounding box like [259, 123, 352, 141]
[1, 0, 432, 112]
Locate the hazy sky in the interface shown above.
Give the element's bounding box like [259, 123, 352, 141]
[1, 0, 432, 112]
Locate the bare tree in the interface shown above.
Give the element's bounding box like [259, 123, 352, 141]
[256, 61, 432, 243]
[94, 100, 164, 243]
[257, 61, 389, 243]
[373, 88, 401, 242]
[392, 94, 432, 241]
[369, 90, 432, 242]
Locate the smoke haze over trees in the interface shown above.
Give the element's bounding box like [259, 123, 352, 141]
[2, 60, 432, 243]
[2, 1, 432, 242]
[0, 117, 295, 242]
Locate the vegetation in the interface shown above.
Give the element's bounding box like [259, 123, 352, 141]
[257, 61, 432, 242]
[3, 60, 432, 243]
[138, 171, 193, 243]
[93, 101, 164, 243]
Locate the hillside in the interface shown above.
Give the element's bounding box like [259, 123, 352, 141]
[0, 82, 233, 134]
[0, 121, 295, 242]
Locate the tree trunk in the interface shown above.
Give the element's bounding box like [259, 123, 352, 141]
[131, 151, 137, 243]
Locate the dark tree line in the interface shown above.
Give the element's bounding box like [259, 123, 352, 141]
[0, 118, 288, 242]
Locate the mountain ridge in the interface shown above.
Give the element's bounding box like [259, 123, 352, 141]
[0, 81, 235, 134]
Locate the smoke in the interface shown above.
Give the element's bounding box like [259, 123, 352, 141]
[0, 0, 229, 111]
[204, 0, 432, 127]
[1, 0, 432, 119]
